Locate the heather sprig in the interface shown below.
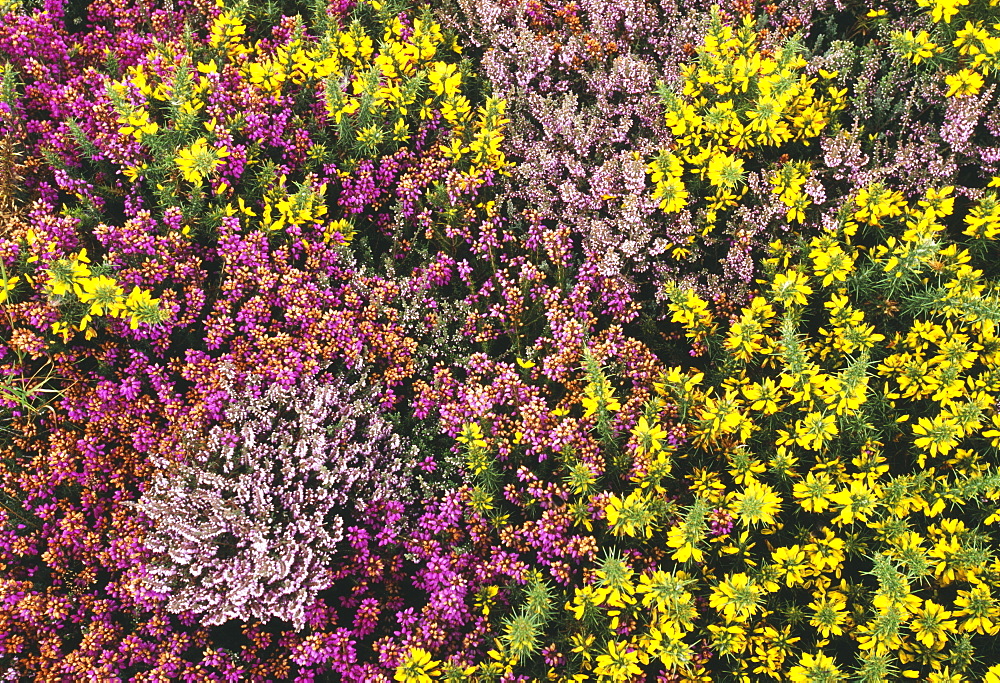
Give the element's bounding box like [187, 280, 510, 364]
[135, 367, 416, 630]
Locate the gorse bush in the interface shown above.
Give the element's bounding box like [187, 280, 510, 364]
[646, 9, 846, 273]
[409, 184, 1000, 682]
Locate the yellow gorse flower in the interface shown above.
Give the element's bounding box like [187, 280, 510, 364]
[117, 108, 158, 140]
[394, 647, 440, 683]
[605, 491, 648, 538]
[771, 270, 812, 306]
[75, 275, 126, 318]
[0, 274, 20, 303]
[457, 422, 487, 448]
[631, 416, 668, 454]
[854, 182, 906, 226]
[706, 152, 745, 190]
[912, 413, 963, 462]
[261, 177, 329, 232]
[709, 572, 763, 622]
[427, 61, 461, 98]
[581, 377, 621, 418]
[594, 640, 643, 681]
[953, 584, 1000, 635]
[911, 599, 957, 647]
[829, 479, 881, 525]
[788, 651, 844, 682]
[566, 584, 600, 621]
[666, 507, 707, 564]
[732, 478, 781, 527]
[742, 377, 782, 414]
[917, 0, 970, 23]
[794, 411, 837, 451]
[892, 29, 942, 64]
[945, 68, 986, 97]
[208, 5, 250, 57]
[772, 545, 810, 587]
[174, 137, 229, 185]
[44, 248, 91, 299]
[810, 242, 854, 287]
[124, 285, 164, 329]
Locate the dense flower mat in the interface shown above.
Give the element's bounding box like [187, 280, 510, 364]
[2, 0, 1000, 679]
